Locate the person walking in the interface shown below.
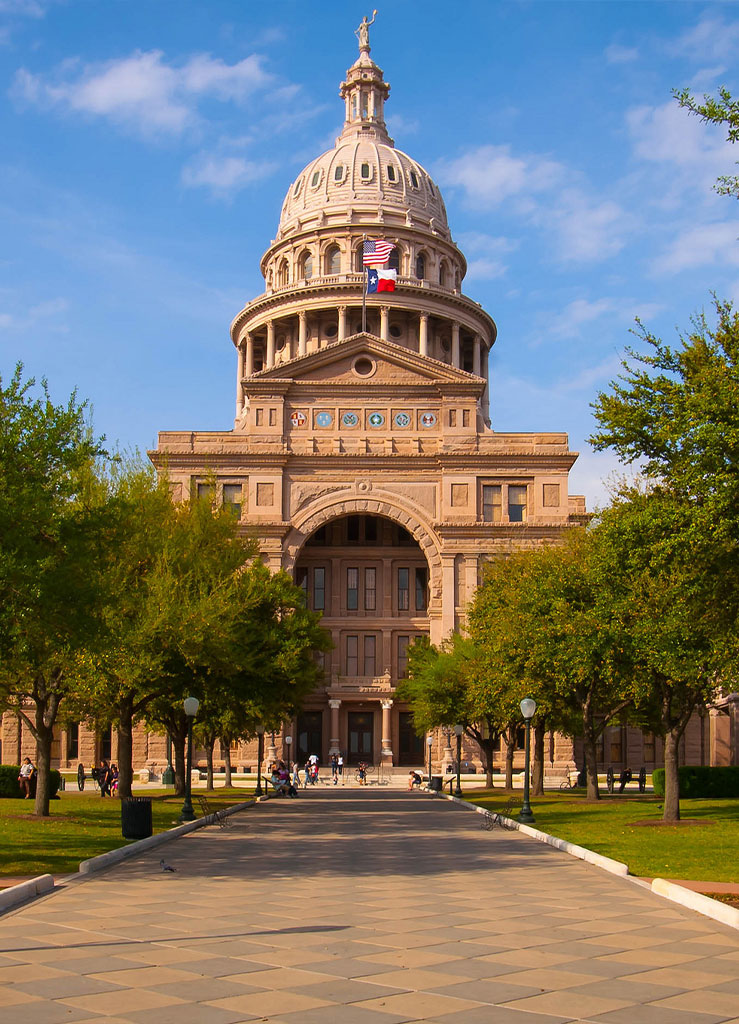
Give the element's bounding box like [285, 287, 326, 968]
[17, 757, 35, 799]
[331, 753, 339, 785]
[98, 760, 112, 798]
[337, 753, 344, 784]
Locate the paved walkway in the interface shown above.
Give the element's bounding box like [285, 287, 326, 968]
[0, 790, 737, 1024]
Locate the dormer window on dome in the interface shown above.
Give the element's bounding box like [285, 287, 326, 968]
[387, 165, 397, 183]
[360, 162, 372, 181]
[409, 171, 419, 189]
[311, 170, 321, 188]
[293, 178, 302, 197]
[334, 165, 345, 182]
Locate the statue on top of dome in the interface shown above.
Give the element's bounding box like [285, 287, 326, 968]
[356, 10, 377, 53]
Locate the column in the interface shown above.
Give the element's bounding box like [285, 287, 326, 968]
[381, 700, 393, 766]
[419, 313, 428, 357]
[441, 554, 456, 637]
[236, 341, 244, 417]
[298, 311, 307, 356]
[245, 331, 254, 377]
[473, 334, 482, 376]
[380, 306, 389, 343]
[329, 699, 341, 756]
[452, 322, 460, 367]
[482, 346, 490, 423]
[338, 305, 347, 342]
[266, 321, 275, 368]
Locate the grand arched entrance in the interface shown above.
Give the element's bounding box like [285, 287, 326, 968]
[293, 512, 431, 766]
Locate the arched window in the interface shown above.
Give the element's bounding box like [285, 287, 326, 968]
[355, 243, 365, 272]
[277, 259, 289, 288]
[325, 245, 341, 275]
[439, 260, 448, 287]
[416, 253, 426, 280]
[388, 247, 400, 273]
[300, 251, 313, 280]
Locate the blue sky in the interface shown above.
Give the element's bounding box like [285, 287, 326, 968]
[1, 1, 738, 508]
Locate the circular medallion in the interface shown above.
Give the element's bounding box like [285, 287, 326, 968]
[290, 411, 307, 427]
[368, 412, 385, 428]
[420, 412, 437, 428]
[315, 411, 333, 428]
[394, 412, 411, 429]
[342, 411, 359, 428]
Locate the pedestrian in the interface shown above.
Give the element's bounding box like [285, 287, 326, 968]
[337, 753, 344, 783]
[98, 760, 112, 797]
[110, 764, 119, 795]
[292, 761, 301, 788]
[357, 760, 367, 785]
[331, 753, 339, 784]
[303, 760, 311, 788]
[17, 757, 34, 799]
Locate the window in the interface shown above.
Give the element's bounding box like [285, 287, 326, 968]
[508, 485, 528, 523]
[67, 723, 79, 761]
[409, 170, 419, 188]
[296, 567, 308, 603]
[439, 261, 448, 287]
[415, 253, 426, 280]
[363, 635, 376, 676]
[311, 170, 320, 187]
[222, 483, 242, 518]
[355, 244, 365, 272]
[482, 485, 502, 522]
[197, 482, 214, 503]
[313, 567, 325, 611]
[326, 246, 341, 274]
[389, 324, 402, 338]
[365, 516, 378, 543]
[334, 164, 345, 182]
[347, 516, 360, 543]
[255, 408, 264, 426]
[346, 635, 358, 675]
[388, 248, 400, 273]
[387, 165, 397, 182]
[300, 251, 313, 280]
[292, 177, 302, 197]
[100, 726, 112, 762]
[415, 568, 428, 611]
[365, 567, 376, 611]
[643, 732, 656, 762]
[361, 162, 371, 180]
[397, 636, 410, 678]
[277, 259, 289, 287]
[347, 567, 359, 611]
[398, 567, 410, 610]
[268, 408, 276, 426]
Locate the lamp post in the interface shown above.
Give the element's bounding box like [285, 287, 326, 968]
[179, 696, 200, 822]
[255, 726, 265, 797]
[453, 723, 464, 797]
[518, 698, 537, 824]
[285, 735, 292, 773]
[426, 734, 433, 786]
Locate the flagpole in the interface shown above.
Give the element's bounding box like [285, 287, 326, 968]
[362, 269, 367, 334]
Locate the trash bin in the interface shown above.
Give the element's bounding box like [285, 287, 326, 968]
[121, 797, 153, 840]
[429, 776, 443, 792]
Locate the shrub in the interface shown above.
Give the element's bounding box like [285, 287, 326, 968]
[652, 765, 739, 798]
[0, 764, 61, 799]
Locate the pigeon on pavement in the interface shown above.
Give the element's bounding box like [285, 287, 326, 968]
[160, 858, 176, 872]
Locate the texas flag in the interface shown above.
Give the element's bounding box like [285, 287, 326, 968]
[367, 267, 397, 293]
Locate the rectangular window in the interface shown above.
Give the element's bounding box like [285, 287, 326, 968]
[398, 567, 410, 610]
[462, 409, 470, 427]
[508, 485, 528, 523]
[363, 635, 376, 676]
[346, 635, 358, 675]
[643, 732, 656, 762]
[197, 482, 214, 503]
[365, 567, 376, 610]
[415, 568, 428, 611]
[222, 483, 242, 518]
[365, 516, 378, 543]
[67, 723, 79, 761]
[482, 484, 502, 522]
[397, 635, 410, 678]
[313, 567, 325, 611]
[255, 408, 264, 426]
[347, 567, 359, 611]
[268, 408, 276, 426]
[295, 567, 308, 604]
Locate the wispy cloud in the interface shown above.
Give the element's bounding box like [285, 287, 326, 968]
[653, 220, 739, 274]
[0, 295, 68, 332]
[605, 44, 639, 65]
[437, 144, 565, 208]
[669, 14, 739, 63]
[182, 154, 277, 194]
[458, 232, 517, 280]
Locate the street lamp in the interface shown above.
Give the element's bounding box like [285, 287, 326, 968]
[453, 723, 464, 797]
[518, 698, 537, 824]
[285, 735, 292, 773]
[426, 734, 433, 786]
[179, 696, 200, 822]
[255, 725, 265, 797]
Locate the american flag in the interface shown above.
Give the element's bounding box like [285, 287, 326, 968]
[363, 239, 395, 266]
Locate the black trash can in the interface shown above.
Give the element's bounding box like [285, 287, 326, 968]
[121, 797, 153, 840]
[429, 776, 443, 792]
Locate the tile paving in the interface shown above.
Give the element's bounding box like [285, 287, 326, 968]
[0, 788, 737, 1022]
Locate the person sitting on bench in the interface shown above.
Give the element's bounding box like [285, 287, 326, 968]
[407, 771, 423, 791]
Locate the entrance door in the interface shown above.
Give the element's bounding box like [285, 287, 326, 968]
[348, 711, 374, 764]
[398, 712, 425, 765]
[297, 712, 323, 764]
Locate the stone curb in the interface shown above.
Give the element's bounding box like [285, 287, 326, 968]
[78, 799, 254, 875]
[0, 874, 54, 914]
[651, 877, 739, 931]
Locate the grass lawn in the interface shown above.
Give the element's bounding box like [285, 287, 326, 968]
[0, 788, 254, 879]
[463, 789, 739, 883]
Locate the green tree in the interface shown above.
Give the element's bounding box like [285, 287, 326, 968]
[0, 366, 107, 815]
[673, 86, 739, 198]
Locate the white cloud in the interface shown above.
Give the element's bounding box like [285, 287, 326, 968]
[605, 44, 639, 65]
[457, 232, 517, 280]
[12, 49, 278, 135]
[547, 189, 627, 262]
[0, 0, 46, 15]
[0, 296, 68, 332]
[437, 144, 564, 208]
[547, 298, 616, 339]
[654, 220, 739, 274]
[627, 101, 731, 173]
[669, 15, 739, 63]
[181, 154, 277, 194]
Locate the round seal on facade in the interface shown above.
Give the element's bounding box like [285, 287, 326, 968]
[316, 411, 333, 428]
[356, 480, 372, 492]
[290, 410, 307, 427]
[394, 411, 411, 429]
[342, 411, 359, 428]
[368, 412, 385, 428]
[420, 412, 437, 428]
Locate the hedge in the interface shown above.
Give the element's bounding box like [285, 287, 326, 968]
[652, 765, 739, 799]
[0, 765, 61, 799]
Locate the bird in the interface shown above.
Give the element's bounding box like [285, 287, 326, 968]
[160, 858, 176, 872]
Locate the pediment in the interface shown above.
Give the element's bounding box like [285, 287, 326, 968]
[251, 333, 482, 388]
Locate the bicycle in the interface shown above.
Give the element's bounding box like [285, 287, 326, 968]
[354, 763, 375, 784]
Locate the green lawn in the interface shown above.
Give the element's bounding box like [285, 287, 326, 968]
[463, 790, 739, 883]
[0, 788, 254, 879]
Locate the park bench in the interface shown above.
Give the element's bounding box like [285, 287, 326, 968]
[196, 795, 232, 828]
[479, 797, 517, 831]
[606, 766, 647, 794]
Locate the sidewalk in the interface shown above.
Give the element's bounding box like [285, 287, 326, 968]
[0, 789, 737, 1023]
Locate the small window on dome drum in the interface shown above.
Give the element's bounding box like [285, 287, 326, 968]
[429, 182, 435, 196]
[388, 248, 400, 273]
[439, 261, 448, 287]
[301, 252, 313, 280]
[361, 162, 371, 180]
[311, 170, 320, 187]
[326, 246, 341, 274]
[409, 171, 419, 188]
[387, 165, 397, 182]
[293, 177, 302, 197]
[334, 165, 344, 182]
[416, 254, 426, 280]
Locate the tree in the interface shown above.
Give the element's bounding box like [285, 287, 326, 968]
[674, 86, 739, 198]
[0, 365, 107, 815]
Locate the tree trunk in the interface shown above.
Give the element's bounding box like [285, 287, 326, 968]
[484, 733, 495, 788]
[223, 742, 233, 788]
[117, 704, 135, 800]
[531, 719, 546, 796]
[582, 706, 600, 802]
[205, 736, 215, 790]
[504, 727, 515, 790]
[34, 721, 54, 817]
[663, 729, 681, 822]
[173, 731, 186, 796]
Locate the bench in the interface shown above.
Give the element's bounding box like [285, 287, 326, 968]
[479, 797, 517, 831]
[196, 795, 232, 828]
